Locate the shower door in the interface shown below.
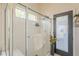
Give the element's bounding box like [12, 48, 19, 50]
[27, 9, 39, 56]
[27, 10, 51, 56]
[41, 17, 51, 56]
[5, 3, 51, 56]
[12, 4, 26, 56]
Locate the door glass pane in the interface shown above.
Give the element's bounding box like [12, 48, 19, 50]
[56, 15, 68, 52]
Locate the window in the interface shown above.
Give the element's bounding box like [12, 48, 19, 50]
[15, 6, 26, 19]
[28, 13, 37, 21]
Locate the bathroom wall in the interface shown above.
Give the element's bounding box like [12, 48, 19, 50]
[37, 3, 79, 56]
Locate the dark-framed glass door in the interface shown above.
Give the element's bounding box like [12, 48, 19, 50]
[53, 11, 73, 56]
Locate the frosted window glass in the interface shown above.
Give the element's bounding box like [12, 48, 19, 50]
[56, 15, 68, 52]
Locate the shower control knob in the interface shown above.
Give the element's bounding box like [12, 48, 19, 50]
[27, 36, 30, 38]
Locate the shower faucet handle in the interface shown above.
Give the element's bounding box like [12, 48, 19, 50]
[27, 36, 31, 38]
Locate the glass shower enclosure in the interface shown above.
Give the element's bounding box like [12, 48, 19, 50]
[1, 3, 51, 56]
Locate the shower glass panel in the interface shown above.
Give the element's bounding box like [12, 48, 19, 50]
[12, 4, 26, 56]
[27, 9, 39, 56]
[40, 17, 51, 55]
[5, 3, 51, 56]
[27, 8, 51, 55]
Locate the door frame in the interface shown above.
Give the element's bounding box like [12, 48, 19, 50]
[53, 10, 73, 56]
